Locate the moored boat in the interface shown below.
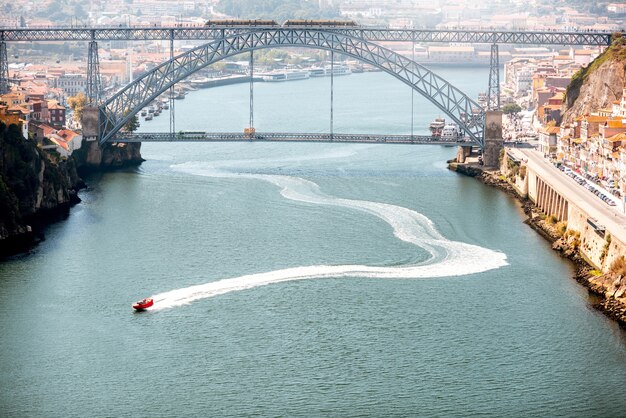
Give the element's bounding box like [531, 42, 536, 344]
[132, 298, 154, 311]
[262, 70, 310, 82]
[429, 117, 445, 137]
[309, 67, 326, 77]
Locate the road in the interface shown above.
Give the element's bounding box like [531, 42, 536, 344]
[508, 146, 626, 244]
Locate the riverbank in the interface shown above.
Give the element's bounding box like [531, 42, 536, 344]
[449, 156, 626, 328]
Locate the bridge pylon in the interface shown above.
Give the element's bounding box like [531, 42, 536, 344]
[487, 44, 500, 111]
[86, 34, 102, 106]
[0, 39, 9, 95]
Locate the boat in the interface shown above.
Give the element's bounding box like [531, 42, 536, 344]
[441, 123, 461, 141]
[477, 92, 488, 108]
[429, 117, 445, 137]
[262, 70, 310, 82]
[190, 75, 251, 88]
[324, 64, 351, 76]
[132, 298, 153, 311]
[309, 67, 326, 77]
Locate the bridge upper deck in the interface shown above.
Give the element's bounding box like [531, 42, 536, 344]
[0, 26, 613, 46]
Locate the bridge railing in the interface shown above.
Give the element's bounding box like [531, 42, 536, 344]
[0, 26, 613, 45]
[113, 131, 472, 145]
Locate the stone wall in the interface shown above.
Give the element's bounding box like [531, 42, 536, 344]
[507, 154, 626, 271]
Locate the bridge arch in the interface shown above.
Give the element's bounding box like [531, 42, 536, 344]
[99, 29, 486, 147]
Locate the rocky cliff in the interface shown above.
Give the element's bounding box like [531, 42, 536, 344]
[73, 140, 144, 172]
[562, 34, 626, 126]
[0, 122, 83, 256]
[0, 118, 145, 257]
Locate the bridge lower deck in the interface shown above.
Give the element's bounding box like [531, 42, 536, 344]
[113, 132, 471, 145]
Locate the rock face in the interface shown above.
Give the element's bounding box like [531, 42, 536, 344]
[561, 36, 626, 126]
[0, 123, 82, 256]
[0, 120, 144, 257]
[74, 140, 144, 171]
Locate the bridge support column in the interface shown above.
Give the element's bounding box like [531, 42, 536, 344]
[0, 39, 8, 94]
[169, 30, 175, 137]
[456, 145, 472, 163]
[249, 50, 254, 131]
[86, 36, 102, 105]
[487, 44, 500, 111]
[483, 110, 504, 167]
[330, 50, 334, 139]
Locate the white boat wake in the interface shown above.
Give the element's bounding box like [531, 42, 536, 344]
[147, 160, 507, 311]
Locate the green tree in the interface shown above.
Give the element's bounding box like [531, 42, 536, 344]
[123, 110, 140, 133]
[502, 103, 522, 115]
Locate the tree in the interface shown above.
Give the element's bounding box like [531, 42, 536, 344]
[123, 110, 140, 133]
[502, 103, 522, 115]
[67, 92, 87, 125]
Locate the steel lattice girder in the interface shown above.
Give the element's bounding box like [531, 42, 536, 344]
[0, 41, 8, 94]
[99, 29, 487, 147]
[0, 27, 613, 45]
[114, 132, 438, 143]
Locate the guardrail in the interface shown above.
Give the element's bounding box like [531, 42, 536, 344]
[113, 131, 471, 145]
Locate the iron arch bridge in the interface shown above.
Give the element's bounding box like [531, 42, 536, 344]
[99, 28, 486, 147]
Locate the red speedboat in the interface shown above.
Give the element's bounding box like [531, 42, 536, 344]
[132, 298, 154, 311]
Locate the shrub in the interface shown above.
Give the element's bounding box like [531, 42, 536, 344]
[519, 165, 527, 180]
[610, 256, 626, 277]
[546, 215, 558, 225]
[556, 221, 567, 236]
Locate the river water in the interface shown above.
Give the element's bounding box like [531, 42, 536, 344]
[1, 68, 626, 416]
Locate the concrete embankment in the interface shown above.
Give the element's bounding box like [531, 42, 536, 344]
[449, 149, 626, 326]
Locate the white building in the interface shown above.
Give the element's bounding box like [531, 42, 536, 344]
[56, 74, 87, 96]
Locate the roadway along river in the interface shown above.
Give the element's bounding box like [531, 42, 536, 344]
[1, 68, 626, 416]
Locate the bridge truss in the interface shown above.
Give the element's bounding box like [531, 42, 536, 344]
[0, 27, 612, 45]
[116, 131, 449, 144]
[0, 26, 613, 142]
[99, 28, 486, 147]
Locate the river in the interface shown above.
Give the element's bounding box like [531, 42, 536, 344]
[1, 68, 626, 416]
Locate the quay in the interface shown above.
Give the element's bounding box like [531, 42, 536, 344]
[504, 146, 626, 271]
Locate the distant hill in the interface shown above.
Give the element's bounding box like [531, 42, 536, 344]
[561, 34, 626, 126]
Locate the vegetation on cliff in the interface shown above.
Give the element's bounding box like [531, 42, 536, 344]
[563, 33, 626, 122]
[0, 122, 82, 256]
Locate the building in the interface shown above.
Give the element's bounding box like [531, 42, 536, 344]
[539, 126, 560, 156]
[47, 101, 66, 127]
[56, 73, 87, 96]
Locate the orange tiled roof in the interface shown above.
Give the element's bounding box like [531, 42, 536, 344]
[57, 129, 79, 141]
[606, 133, 626, 142]
[49, 137, 69, 151]
[7, 105, 30, 114]
[607, 119, 626, 128]
[47, 101, 65, 110]
[584, 115, 610, 123]
[38, 124, 56, 137]
[543, 126, 561, 134]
